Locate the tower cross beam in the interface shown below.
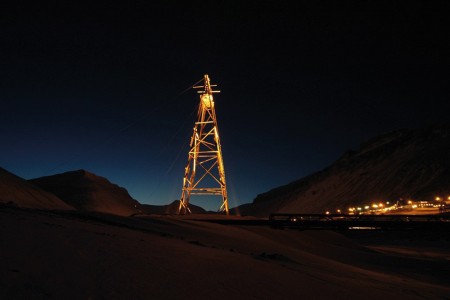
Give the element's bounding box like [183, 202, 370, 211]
[192, 162, 221, 188]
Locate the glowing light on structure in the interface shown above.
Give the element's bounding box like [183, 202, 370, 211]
[178, 74, 229, 215]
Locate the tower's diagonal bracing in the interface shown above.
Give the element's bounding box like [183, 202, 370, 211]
[179, 74, 229, 214]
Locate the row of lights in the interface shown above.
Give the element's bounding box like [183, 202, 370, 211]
[334, 202, 392, 215]
[325, 196, 450, 215]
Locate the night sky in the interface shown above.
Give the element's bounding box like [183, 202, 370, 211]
[1, 2, 449, 210]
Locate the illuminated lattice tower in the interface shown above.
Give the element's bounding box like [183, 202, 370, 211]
[178, 74, 229, 214]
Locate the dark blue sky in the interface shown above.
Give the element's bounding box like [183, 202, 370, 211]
[1, 2, 449, 210]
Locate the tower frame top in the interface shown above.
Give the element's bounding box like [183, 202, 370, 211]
[193, 74, 221, 95]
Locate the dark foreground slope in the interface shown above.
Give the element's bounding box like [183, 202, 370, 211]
[1, 207, 449, 299]
[140, 200, 206, 214]
[241, 125, 450, 216]
[30, 170, 141, 216]
[0, 167, 73, 210]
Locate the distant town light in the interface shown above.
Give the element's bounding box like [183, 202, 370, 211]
[372, 204, 378, 208]
[407, 200, 412, 204]
[364, 206, 370, 210]
[386, 201, 390, 205]
[325, 211, 330, 215]
[436, 197, 441, 201]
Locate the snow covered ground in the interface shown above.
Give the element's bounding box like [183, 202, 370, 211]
[1, 207, 449, 299]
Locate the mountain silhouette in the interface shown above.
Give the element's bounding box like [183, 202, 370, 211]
[30, 170, 141, 216]
[238, 124, 450, 216]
